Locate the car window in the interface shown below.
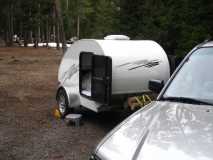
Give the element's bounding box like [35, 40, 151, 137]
[163, 47, 213, 104]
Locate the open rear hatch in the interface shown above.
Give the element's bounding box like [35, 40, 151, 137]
[79, 52, 112, 105]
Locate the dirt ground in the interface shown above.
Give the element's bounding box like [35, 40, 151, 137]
[0, 47, 127, 160]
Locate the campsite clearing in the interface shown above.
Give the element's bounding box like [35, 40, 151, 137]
[0, 47, 126, 160]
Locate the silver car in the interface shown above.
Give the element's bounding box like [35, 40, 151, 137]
[90, 41, 213, 160]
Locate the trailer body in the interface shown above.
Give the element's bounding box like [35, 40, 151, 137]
[57, 38, 170, 112]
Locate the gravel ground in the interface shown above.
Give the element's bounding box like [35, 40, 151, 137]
[0, 47, 128, 160]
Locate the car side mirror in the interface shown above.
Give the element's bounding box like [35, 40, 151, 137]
[149, 80, 164, 94]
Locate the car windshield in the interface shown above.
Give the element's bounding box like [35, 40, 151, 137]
[163, 47, 213, 105]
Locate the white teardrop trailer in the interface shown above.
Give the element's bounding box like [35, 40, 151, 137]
[56, 35, 170, 117]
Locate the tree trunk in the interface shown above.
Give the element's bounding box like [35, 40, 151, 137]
[46, 19, 49, 48]
[38, 3, 41, 43]
[38, 25, 41, 43]
[52, 4, 56, 43]
[41, 24, 45, 43]
[5, 31, 9, 47]
[67, 0, 69, 10]
[76, 0, 80, 39]
[56, 21, 60, 50]
[77, 15, 80, 39]
[10, 4, 14, 46]
[24, 32, 28, 47]
[34, 3, 41, 48]
[6, 3, 14, 47]
[55, 0, 67, 53]
[29, 31, 33, 43]
[34, 28, 39, 48]
[19, 22, 23, 40]
[53, 25, 56, 42]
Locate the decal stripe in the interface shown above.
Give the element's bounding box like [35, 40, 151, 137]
[129, 61, 160, 70]
[117, 59, 161, 70]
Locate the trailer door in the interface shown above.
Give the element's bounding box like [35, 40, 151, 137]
[92, 55, 112, 104]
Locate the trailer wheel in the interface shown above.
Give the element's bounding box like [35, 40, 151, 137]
[56, 88, 70, 118]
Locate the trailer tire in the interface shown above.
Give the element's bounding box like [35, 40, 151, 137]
[56, 88, 70, 118]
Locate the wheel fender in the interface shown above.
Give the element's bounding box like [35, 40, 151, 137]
[56, 86, 80, 108]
